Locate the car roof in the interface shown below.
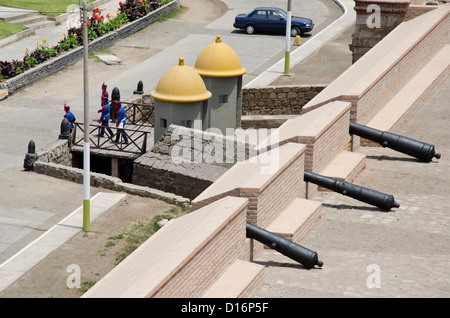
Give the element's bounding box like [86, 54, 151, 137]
[253, 7, 284, 11]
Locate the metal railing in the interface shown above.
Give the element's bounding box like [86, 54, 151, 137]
[71, 122, 150, 154]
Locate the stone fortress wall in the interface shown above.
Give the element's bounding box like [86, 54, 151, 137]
[80, 3, 449, 297]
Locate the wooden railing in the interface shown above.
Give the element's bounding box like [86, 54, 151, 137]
[118, 101, 154, 127]
[71, 122, 151, 154]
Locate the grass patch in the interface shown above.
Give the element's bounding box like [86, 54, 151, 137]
[0, 20, 27, 40]
[158, 5, 187, 22]
[104, 201, 190, 265]
[80, 281, 96, 295]
[88, 48, 116, 62]
[0, 0, 96, 18]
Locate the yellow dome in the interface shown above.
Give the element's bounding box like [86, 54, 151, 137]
[194, 36, 246, 78]
[151, 57, 212, 103]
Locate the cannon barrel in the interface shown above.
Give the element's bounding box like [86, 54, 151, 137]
[349, 122, 441, 162]
[246, 223, 323, 269]
[304, 171, 399, 211]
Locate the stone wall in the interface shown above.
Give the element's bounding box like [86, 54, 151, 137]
[350, 0, 411, 63]
[33, 160, 187, 204]
[132, 124, 256, 200]
[242, 85, 326, 116]
[35, 139, 72, 166]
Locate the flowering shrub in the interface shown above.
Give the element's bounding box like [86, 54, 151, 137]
[119, 0, 162, 22]
[0, 0, 171, 81]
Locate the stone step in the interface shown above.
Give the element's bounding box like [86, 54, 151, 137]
[0, 10, 39, 23]
[23, 19, 56, 31]
[363, 44, 450, 146]
[8, 15, 47, 26]
[201, 259, 265, 298]
[266, 198, 322, 244]
[317, 150, 366, 191]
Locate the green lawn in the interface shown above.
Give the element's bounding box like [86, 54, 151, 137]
[0, 0, 97, 17]
[0, 20, 27, 40]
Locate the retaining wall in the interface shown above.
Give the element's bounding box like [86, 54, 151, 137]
[242, 85, 326, 116]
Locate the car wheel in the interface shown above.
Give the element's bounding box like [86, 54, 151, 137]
[290, 27, 300, 37]
[245, 25, 256, 34]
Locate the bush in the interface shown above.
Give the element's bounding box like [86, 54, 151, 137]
[119, 0, 163, 22]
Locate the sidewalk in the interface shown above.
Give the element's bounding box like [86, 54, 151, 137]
[0, 192, 127, 293]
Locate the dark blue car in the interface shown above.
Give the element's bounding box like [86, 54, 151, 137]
[233, 7, 314, 37]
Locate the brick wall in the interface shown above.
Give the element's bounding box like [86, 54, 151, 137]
[82, 196, 249, 298]
[192, 143, 306, 227]
[356, 7, 449, 126]
[303, 6, 450, 127]
[152, 198, 248, 297]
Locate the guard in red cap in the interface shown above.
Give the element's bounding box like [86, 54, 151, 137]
[101, 82, 109, 107]
[63, 104, 76, 133]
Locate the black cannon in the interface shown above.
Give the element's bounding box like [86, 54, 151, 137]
[349, 122, 441, 162]
[304, 171, 399, 211]
[246, 223, 323, 269]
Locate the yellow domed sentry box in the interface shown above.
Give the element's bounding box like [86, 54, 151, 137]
[194, 36, 246, 78]
[151, 57, 212, 144]
[151, 57, 212, 103]
[194, 36, 246, 134]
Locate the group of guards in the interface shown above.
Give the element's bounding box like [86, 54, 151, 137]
[63, 82, 127, 144]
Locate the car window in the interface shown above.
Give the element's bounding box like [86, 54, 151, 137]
[249, 10, 267, 19]
[269, 11, 283, 20]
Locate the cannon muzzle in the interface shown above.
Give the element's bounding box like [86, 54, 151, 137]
[349, 122, 441, 162]
[246, 223, 323, 269]
[304, 171, 399, 211]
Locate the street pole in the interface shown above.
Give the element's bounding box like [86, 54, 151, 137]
[284, 0, 292, 74]
[82, 1, 90, 232]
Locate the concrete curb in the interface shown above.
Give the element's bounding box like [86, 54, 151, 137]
[0, 191, 127, 294]
[0, 28, 35, 49]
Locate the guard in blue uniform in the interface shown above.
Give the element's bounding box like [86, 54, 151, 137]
[115, 102, 128, 144]
[63, 104, 76, 133]
[98, 102, 114, 138]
